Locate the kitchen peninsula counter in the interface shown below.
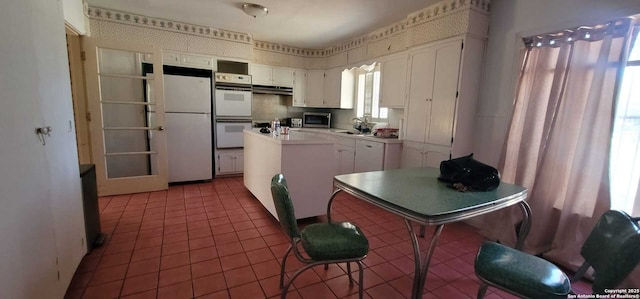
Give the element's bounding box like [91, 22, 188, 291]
[243, 129, 335, 220]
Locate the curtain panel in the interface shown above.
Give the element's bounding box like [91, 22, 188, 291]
[479, 18, 634, 274]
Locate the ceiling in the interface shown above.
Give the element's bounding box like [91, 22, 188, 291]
[85, 0, 441, 49]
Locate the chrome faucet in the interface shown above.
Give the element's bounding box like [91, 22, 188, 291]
[352, 114, 373, 133]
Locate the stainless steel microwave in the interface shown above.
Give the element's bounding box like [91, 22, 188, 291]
[302, 112, 331, 128]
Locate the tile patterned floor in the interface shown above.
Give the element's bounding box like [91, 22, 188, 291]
[64, 176, 592, 299]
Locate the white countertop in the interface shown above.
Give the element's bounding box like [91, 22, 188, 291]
[244, 128, 404, 145]
[298, 128, 404, 144]
[244, 128, 334, 145]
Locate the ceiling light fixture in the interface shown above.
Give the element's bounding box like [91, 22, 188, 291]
[242, 3, 268, 18]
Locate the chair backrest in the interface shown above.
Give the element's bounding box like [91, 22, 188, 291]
[580, 210, 640, 293]
[270, 174, 300, 239]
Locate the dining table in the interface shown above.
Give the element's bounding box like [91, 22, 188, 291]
[327, 167, 532, 299]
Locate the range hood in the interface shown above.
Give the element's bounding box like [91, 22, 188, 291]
[252, 84, 293, 96]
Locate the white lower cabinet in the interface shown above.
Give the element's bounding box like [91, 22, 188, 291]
[401, 141, 450, 168]
[216, 149, 244, 175]
[355, 140, 385, 172]
[336, 144, 355, 175]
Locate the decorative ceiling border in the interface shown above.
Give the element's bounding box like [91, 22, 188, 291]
[87, 0, 490, 58]
[87, 6, 254, 45]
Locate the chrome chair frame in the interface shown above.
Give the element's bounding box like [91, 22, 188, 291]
[476, 213, 640, 299]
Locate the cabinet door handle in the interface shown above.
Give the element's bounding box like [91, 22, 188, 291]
[365, 145, 372, 148]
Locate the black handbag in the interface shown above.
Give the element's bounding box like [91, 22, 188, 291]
[438, 153, 501, 191]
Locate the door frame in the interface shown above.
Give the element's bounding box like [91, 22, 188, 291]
[83, 37, 168, 196]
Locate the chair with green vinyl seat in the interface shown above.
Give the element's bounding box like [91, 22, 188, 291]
[474, 210, 640, 299]
[270, 174, 369, 299]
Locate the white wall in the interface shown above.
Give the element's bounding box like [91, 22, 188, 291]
[0, 0, 86, 297]
[62, 0, 87, 34]
[473, 0, 640, 165]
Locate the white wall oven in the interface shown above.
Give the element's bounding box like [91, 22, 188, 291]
[214, 73, 252, 149]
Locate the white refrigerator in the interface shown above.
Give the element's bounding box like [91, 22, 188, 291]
[164, 74, 213, 182]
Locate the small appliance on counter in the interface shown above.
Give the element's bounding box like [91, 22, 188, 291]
[290, 118, 302, 128]
[373, 128, 399, 138]
[303, 112, 331, 128]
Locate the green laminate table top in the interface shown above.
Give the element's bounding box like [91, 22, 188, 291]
[334, 167, 528, 225]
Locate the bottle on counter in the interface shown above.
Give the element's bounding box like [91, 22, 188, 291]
[273, 118, 281, 136]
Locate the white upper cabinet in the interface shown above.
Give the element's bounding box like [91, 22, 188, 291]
[405, 39, 462, 145]
[305, 70, 325, 107]
[323, 67, 342, 108]
[250, 64, 294, 87]
[380, 54, 409, 108]
[402, 36, 486, 166]
[304, 68, 355, 109]
[272, 67, 294, 86]
[163, 50, 216, 70]
[292, 69, 306, 107]
[250, 64, 272, 85]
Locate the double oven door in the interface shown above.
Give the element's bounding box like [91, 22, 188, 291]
[214, 83, 252, 149]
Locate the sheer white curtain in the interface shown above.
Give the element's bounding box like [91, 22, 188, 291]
[610, 26, 640, 217]
[480, 18, 635, 273]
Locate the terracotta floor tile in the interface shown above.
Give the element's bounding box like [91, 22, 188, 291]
[193, 273, 227, 297]
[245, 247, 276, 265]
[126, 258, 160, 278]
[263, 233, 289, 246]
[251, 260, 281, 279]
[258, 275, 285, 298]
[76, 256, 100, 273]
[429, 263, 465, 282]
[325, 275, 359, 298]
[223, 265, 257, 287]
[232, 220, 255, 231]
[292, 268, 323, 289]
[66, 178, 592, 299]
[135, 236, 163, 250]
[390, 256, 417, 275]
[190, 246, 218, 263]
[213, 231, 238, 245]
[159, 264, 191, 287]
[163, 231, 189, 244]
[236, 228, 261, 241]
[240, 237, 268, 251]
[369, 262, 405, 281]
[228, 281, 265, 299]
[187, 220, 209, 230]
[430, 283, 472, 299]
[68, 271, 93, 290]
[195, 289, 230, 299]
[120, 272, 159, 296]
[220, 252, 250, 271]
[297, 282, 337, 299]
[189, 236, 215, 250]
[160, 252, 190, 270]
[216, 242, 244, 257]
[89, 264, 128, 286]
[313, 264, 346, 281]
[131, 246, 162, 262]
[388, 275, 413, 298]
[192, 258, 223, 278]
[82, 280, 123, 299]
[104, 239, 138, 255]
[120, 289, 157, 299]
[365, 283, 405, 299]
[157, 280, 193, 299]
[162, 240, 189, 256]
[97, 251, 132, 269]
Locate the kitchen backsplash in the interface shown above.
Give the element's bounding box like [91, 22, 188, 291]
[251, 94, 305, 122]
[252, 94, 404, 130]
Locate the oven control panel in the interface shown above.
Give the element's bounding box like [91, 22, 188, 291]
[214, 72, 252, 85]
